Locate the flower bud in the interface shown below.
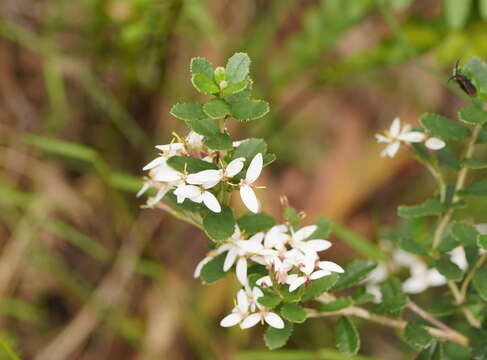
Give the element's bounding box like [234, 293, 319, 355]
[214, 66, 226, 83]
[219, 80, 228, 89]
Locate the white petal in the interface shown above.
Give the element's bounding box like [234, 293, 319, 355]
[398, 131, 425, 143]
[402, 276, 428, 294]
[146, 187, 169, 207]
[193, 257, 211, 278]
[304, 240, 332, 252]
[246, 153, 263, 183]
[240, 185, 260, 213]
[136, 183, 150, 198]
[390, 118, 401, 137]
[174, 185, 200, 199]
[155, 143, 184, 151]
[249, 232, 264, 244]
[187, 170, 222, 185]
[256, 276, 272, 287]
[225, 158, 245, 177]
[220, 313, 242, 327]
[426, 269, 446, 287]
[425, 137, 446, 150]
[236, 257, 248, 286]
[202, 180, 220, 189]
[375, 134, 391, 143]
[237, 240, 263, 253]
[264, 312, 284, 329]
[241, 313, 261, 329]
[223, 248, 238, 271]
[318, 261, 345, 273]
[202, 191, 221, 213]
[143, 156, 166, 171]
[386, 141, 400, 158]
[288, 277, 307, 292]
[252, 286, 264, 299]
[293, 225, 317, 241]
[237, 289, 249, 312]
[310, 270, 331, 280]
[153, 169, 181, 182]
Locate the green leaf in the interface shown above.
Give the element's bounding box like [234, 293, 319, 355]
[332, 260, 377, 291]
[435, 255, 464, 281]
[204, 132, 233, 150]
[200, 253, 227, 284]
[226, 52, 250, 84]
[462, 158, 487, 169]
[165, 192, 204, 212]
[203, 206, 235, 242]
[478, 234, 487, 249]
[222, 79, 249, 96]
[416, 341, 444, 360]
[258, 294, 281, 309]
[398, 236, 428, 256]
[203, 98, 231, 119]
[398, 199, 444, 219]
[437, 146, 461, 171]
[420, 113, 470, 141]
[301, 274, 339, 301]
[191, 73, 220, 94]
[378, 277, 408, 313]
[469, 329, 487, 360]
[462, 179, 487, 196]
[237, 212, 276, 235]
[472, 268, 487, 301]
[459, 105, 487, 125]
[335, 316, 360, 355]
[190, 57, 215, 79]
[232, 138, 267, 162]
[186, 118, 219, 137]
[320, 297, 353, 312]
[166, 156, 218, 173]
[311, 218, 332, 239]
[170, 103, 206, 121]
[444, 0, 472, 30]
[230, 99, 270, 121]
[264, 321, 293, 350]
[450, 221, 478, 247]
[280, 303, 307, 323]
[464, 57, 487, 100]
[404, 322, 434, 350]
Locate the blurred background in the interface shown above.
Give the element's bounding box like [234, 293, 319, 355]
[1, 0, 487, 359]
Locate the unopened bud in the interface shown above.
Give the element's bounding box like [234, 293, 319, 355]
[219, 80, 228, 89]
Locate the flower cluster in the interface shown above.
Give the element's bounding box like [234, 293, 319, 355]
[138, 131, 264, 213]
[194, 223, 344, 329]
[376, 117, 445, 158]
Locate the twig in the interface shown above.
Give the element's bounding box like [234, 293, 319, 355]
[460, 252, 487, 302]
[407, 301, 453, 333]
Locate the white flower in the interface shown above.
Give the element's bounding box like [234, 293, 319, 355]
[185, 131, 205, 149]
[220, 287, 284, 329]
[187, 157, 245, 185]
[402, 263, 445, 294]
[450, 246, 468, 271]
[376, 117, 425, 158]
[194, 245, 232, 278]
[289, 225, 332, 254]
[286, 254, 343, 292]
[425, 137, 446, 150]
[239, 153, 263, 213]
[173, 184, 221, 213]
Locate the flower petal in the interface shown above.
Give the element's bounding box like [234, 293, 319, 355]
[385, 141, 400, 158]
[402, 276, 428, 294]
[310, 269, 331, 280]
[390, 118, 401, 137]
[155, 143, 184, 152]
[202, 191, 221, 213]
[318, 261, 345, 273]
[425, 137, 446, 150]
[264, 312, 285, 329]
[398, 131, 425, 143]
[193, 257, 211, 278]
[293, 225, 317, 242]
[241, 313, 261, 329]
[246, 153, 263, 183]
[304, 239, 332, 252]
[174, 185, 200, 199]
[143, 156, 166, 171]
[240, 185, 260, 213]
[237, 289, 249, 312]
[136, 183, 150, 198]
[153, 169, 181, 182]
[187, 170, 222, 185]
[225, 157, 245, 177]
[375, 134, 391, 143]
[220, 313, 242, 327]
[236, 257, 248, 286]
[223, 248, 238, 271]
[288, 277, 307, 292]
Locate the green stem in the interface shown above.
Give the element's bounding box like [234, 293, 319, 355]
[459, 252, 487, 303]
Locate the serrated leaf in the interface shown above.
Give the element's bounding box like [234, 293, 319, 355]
[280, 303, 307, 323]
[237, 212, 276, 235]
[170, 103, 206, 121]
[332, 260, 377, 291]
[264, 153, 276, 166]
[200, 253, 227, 284]
[464, 57, 487, 100]
[191, 73, 220, 95]
[320, 297, 353, 312]
[203, 98, 231, 119]
[264, 321, 293, 350]
[450, 221, 478, 247]
[230, 99, 270, 121]
[186, 118, 219, 137]
[311, 218, 332, 239]
[232, 138, 267, 162]
[190, 57, 215, 79]
[204, 133, 233, 150]
[222, 79, 249, 95]
[203, 206, 235, 242]
[302, 273, 339, 301]
[444, 0, 472, 30]
[398, 199, 444, 218]
[166, 156, 218, 173]
[478, 234, 487, 249]
[462, 179, 487, 196]
[426, 298, 457, 317]
[335, 316, 360, 355]
[462, 158, 487, 169]
[378, 277, 408, 313]
[226, 52, 250, 83]
[398, 236, 428, 255]
[472, 268, 487, 301]
[435, 255, 464, 281]
[420, 113, 470, 141]
[258, 294, 281, 309]
[459, 105, 487, 125]
[404, 322, 434, 350]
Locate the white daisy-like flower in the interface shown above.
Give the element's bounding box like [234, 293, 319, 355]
[173, 183, 221, 213]
[376, 117, 425, 158]
[239, 153, 263, 213]
[187, 157, 245, 186]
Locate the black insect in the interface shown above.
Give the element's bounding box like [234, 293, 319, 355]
[448, 59, 477, 97]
